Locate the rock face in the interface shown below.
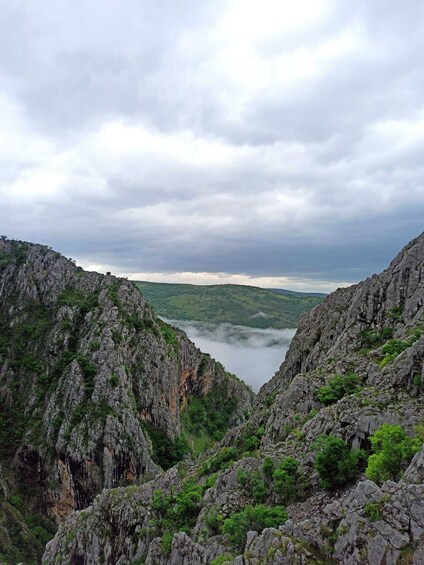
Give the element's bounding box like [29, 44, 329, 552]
[43, 232, 424, 565]
[0, 238, 254, 563]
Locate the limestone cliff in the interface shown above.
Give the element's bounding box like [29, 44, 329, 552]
[0, 238, 254, 564]
[43, 232, 424, 565]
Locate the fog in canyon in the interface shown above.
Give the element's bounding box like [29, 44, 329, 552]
[164, 318, 296, 391]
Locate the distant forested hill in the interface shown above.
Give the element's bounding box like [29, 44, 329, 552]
[135, 282, 326, 328]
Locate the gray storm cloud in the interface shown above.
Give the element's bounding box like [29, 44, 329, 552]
[0, 0, 423, 288]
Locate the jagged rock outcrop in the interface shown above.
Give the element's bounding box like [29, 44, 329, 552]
[0, 238, 254, 563]
[43, 232, 424, 565]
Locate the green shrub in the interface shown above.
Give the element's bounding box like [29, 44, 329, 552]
[203, 473, 218, 490]
[278, 457, 299, 475]
[386, 306, 403, 321]
[364, 502, 381, 521]
[160, 531, 173, 555]
[359, 327, 394, 349]
[210, 555, 234, 565]
[237, 469, 250, 487]
[152, 489, 173, 515]
[205, 506, 224, 534]
[222, 504, 288, 547]
[315, 373, 361, 405]
[151, 477, 215, 547]
[9, 495, 25, 514]
[380, 332, 421, 368]
[201, 447, 239, 475]
[236, 470, 267, 502]
[264, 392, 277, 407]
[313, 435, 367, 489]
[365, 424, 421, 483]
[242, 426, 265, 452]
[110, 374, 120, 387]
[174, 480, 203, 524]
[57, 287, 99, 314]
[272, 457, 300, 501]
[262, 457, 275, 477]
[251, 475, 267, 503]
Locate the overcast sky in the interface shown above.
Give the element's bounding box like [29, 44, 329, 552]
[1, 0, 424, 292]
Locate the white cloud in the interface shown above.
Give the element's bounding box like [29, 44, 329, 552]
[0, 1, 423, 285]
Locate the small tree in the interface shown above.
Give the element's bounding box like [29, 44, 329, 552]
[313, 435, 367, 489]
[273, 457, 300, 501]
[315, 373, 361, 405]
[365, 424, 421, 483]
[222, 504, 288, 547]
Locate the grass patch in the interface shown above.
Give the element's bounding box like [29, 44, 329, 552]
[379, 331, 422, 368]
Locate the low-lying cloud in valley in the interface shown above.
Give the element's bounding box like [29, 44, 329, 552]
[164, 318, 296, 391]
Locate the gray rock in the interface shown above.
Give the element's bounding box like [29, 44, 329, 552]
[43, 233, 424, 564]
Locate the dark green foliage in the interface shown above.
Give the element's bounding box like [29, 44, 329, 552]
[160, 531, 173, 555]
[4, 303, 53, 384]
[181, 390, 237, 452]
[380, 331, 422, 368]
[0, 398, 30, 459]
[251, 475, 267, 503]
[143, 423, 190, 470]
[386, 306, 404, 321]
[0, 252, 10, 271]
[0, 495, 56, 565]
[264, 391, 277, 407]
[76, 355, 97, 396]
[237, 470, 268, 503]
[158, 319, 180, 358]
[272, 457, 300, 501]
[203, 473, 218, 490]
[152, 477, 215, 552]
[313, 435, 368, 489]
[242, 435, 261, 452]
[365, 424, 421, 483]
[173, 480, 203, 523]
[109, 284, 122, 309]
[359, 327, 394, 349]
[364, 502, 381, 521]
[236, 469, 250, 487]
[222, 504, 288, 547]
[242, 426, 265, 452]
[200, 447, 239, 475]
[197, 354, 210, 376]
[0, 240, 29, 272]
[315, 373, 361, 405]
[51, 411, 64, 440]
[69, 403, 88, 429]
[210, 555, 235, 565]
[110, 374, 120, 387]
[205, 506, 223, 534]
[57, 287, 99, 315]
[50, 351, 77, 383]
[262, 457, 275, 477]
[135, 281, 324, 329]
[152, 489, 173, 514]
[125, 312, 152, 332]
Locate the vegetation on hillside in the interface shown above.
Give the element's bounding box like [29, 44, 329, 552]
[135, 282, 325, 329]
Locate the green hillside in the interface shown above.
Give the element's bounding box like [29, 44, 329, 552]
[134, 282, 325, 329]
